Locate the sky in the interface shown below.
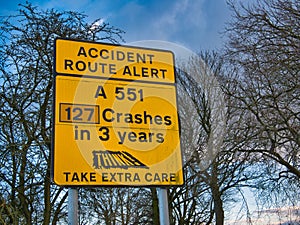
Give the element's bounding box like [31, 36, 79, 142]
[0, 0, 231, 52]
[1, 0, 299, 224]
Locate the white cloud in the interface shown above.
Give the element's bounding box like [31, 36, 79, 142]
[24, 0, 230, 51]
[153, 0, 206, 41]
[227, 205, 300, 225]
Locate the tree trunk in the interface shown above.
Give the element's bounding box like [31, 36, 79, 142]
[213, 191, 224, 225]
[151, 188, 160, 225]
[211, 161, 224, 225]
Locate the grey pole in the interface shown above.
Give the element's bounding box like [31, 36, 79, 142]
[68, 188, 79, 225]
[157, 187, 170, 225]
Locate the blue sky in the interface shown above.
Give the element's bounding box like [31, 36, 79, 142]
[0, 0, 231, 51]
[1, 1, 300, 224]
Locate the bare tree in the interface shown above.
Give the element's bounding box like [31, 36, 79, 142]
[169, 52, 259, 225]
[224, 0, 300, 210]
[79, 187, 153, 225]
[0, 3, 124, 224]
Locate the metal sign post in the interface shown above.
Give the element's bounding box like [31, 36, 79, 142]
[68, 188, 78, 225]
[157, 187, 170, 225]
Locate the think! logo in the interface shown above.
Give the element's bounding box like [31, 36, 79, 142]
[92, 150, 149, 169]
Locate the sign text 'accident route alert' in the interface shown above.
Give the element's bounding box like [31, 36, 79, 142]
[54, 38, 175, 84]
[52, 38, 183, 186]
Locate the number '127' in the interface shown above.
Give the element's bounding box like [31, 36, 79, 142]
[59, 103, 99, 124]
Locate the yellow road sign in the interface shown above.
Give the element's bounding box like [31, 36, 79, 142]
[52, 39, 183, 186]
[55, 38, 175, 84]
